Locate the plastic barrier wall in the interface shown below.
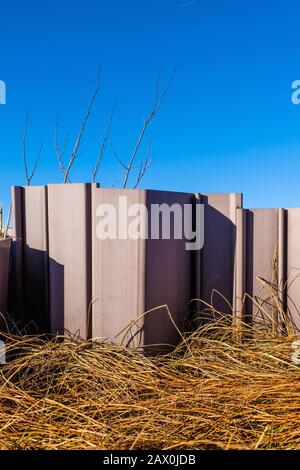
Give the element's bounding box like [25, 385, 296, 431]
[7, 184, 300, 346]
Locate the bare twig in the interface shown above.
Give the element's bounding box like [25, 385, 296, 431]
[63, 70, 101, 183]
[111, 140, 152, 188]
[110, 141, 128, 170]
[22, 112, 43, 186]
[3, 203, 12, 239]
[122, 68, 176, 189]
[55, 116, 70, 183]
[56, 68, 101, 183]
[92, 99, 116, 183]
[133, 139, 153, 189]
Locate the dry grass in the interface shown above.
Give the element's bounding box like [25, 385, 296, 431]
[1, 314, 300, 450]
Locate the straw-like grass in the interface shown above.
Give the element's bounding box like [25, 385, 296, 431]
[1, 312, 300, 450]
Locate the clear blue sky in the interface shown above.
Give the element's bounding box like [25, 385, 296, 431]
[1, 0, 300, 216]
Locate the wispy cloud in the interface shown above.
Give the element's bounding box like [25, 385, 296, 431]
[179, 0, 199, 8]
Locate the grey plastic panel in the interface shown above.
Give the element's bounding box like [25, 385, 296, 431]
[198, 193, 242, 315]
[0, 238, 11, 316]
[47, 183, 92, 337]
[287, 209, 300, 330]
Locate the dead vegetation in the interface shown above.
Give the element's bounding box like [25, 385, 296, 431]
[1, 312, 300, 450]
[1, 273, 300, 451]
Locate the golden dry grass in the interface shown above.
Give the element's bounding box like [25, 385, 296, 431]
[1, 316, 300, 450]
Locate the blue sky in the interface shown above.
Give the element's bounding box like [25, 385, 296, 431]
[1, 0, 300, 215]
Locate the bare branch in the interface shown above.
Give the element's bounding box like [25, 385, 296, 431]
[133, 139, 153, 189]
[22, 111, 43, 186]
[113, 137, 153, 183]
[92, 99, 116, 183]
[55, 116, 71, 183]
[111, 141, 128, 170]
[63, 68, 101, 183]
[3, 203, 12, 239]
[122, 67, 176, 188]
[112, 174, 125, 188]
[156, 66, 177, 112]
[29, 143, 43, 182]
